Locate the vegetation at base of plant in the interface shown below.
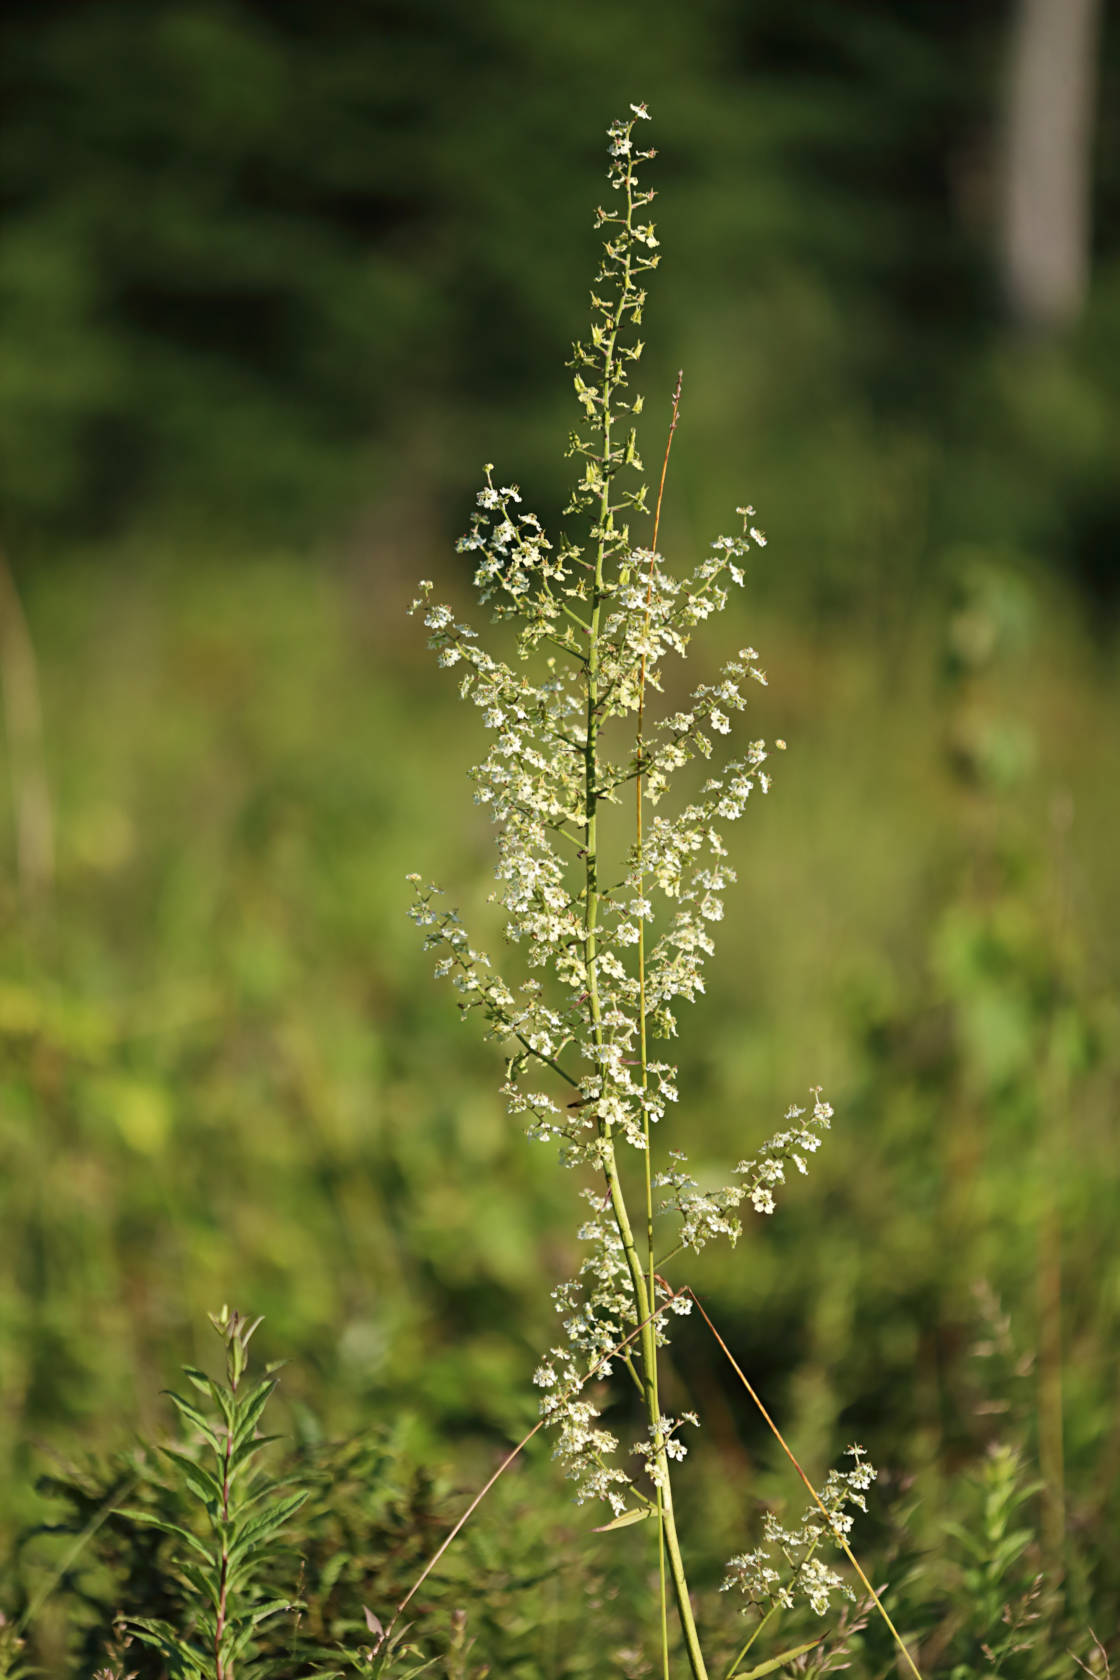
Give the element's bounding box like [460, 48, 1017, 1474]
[2, 1297, 1116, 1677]
[115, 1305, 309, 1676]
[7, 1319, 453, 1676]
[0, 1615, 32, 1680]
[5, 1303, 662, 1676]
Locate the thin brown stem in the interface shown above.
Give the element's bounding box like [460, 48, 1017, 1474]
[386, 1286, 691, 1642]
[683, 1286, 924, 1680]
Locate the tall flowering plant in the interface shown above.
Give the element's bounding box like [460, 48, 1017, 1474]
[408, 107, 873, 1680]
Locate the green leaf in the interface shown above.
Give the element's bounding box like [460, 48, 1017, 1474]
[211, 1382, 236, 1432]
[164, 1390, 222, 1449]
[989, 1528, 1034, 1575]
[229, 1431, 284, 1473]
[318, 1548, 350, 1593]
[116, 1508, 215, 1562]
[160, 1447, 225, 1505]
[175, 1557, 220, 1608]
[227, 1622, 263, 1661]
[591, 1506, 652, 1532]
[249, 1595, 301, 1626]
[232, 1376, 278, 1449]
[226, 1488, 309, 1563]
[126, 1616, 208, 1672]
[729, 1638, 823, 1678]
[942, 1520, 986, 1559]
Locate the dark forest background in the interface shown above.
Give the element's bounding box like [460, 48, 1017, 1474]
[4, 0, 1119, 606]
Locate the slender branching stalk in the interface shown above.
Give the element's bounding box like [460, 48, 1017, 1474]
[408, 105, 876, 1677]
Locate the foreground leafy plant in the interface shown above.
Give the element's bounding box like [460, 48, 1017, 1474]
[4, 1290, 1098, 1676]
[120, 1306, 308, 1678]
[407, 106, 884, 1678]
[0, 1614, 32, 1680]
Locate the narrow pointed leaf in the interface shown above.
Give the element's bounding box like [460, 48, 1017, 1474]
[232, 1377, 277, 1448]
[249, 1596, 300, 1626]
[226, 1488, 309, 1562]
[236, 1467, 289, 1515]
[116, 1509, 215, 1562]
[211, 1382, 236, 1430]
[159, 1447, 225, 1505]
[175, 1558, 220, 1608]
[163, 1391, 221, 1447]
[228, 1623, 262, 1660]
[229, 1431, 284, 1472]
[592, 1506, 652, 1532]
[126, 1617, 207, 1670]
[729, 1638, 823, 1678]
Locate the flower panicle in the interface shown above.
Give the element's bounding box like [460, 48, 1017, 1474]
[721, 1446, 878, 1618]
[407, 110, 840, 1540]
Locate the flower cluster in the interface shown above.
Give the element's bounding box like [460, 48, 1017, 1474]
[533, 1193, 640, 1511]
[733, 1089, 835, 1216]
[721, 1447, 877, 1618]
[653, 1151, 744, 1253]
[407, 107, 838, 1534]
[652, 1088, 834, 1253]
[633, 1412, 700, 1490]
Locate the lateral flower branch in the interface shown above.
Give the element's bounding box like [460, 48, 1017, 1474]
[407, 105, 867, 1680]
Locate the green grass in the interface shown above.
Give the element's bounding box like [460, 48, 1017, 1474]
[2, 542, 1118, 1672]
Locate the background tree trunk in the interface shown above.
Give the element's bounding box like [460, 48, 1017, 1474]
[1000, 0, 1104, 334]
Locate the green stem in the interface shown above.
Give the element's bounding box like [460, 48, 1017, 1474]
[642, 369, 682, 1680]
[599, 1145, 707, 1679]
[215, 1383, 237, 1679]
[725, 1603, 778, 1680]
[581, 138, 707, 1679]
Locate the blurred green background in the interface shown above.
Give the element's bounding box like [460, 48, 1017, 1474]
[2, 0, 1119, 1662]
